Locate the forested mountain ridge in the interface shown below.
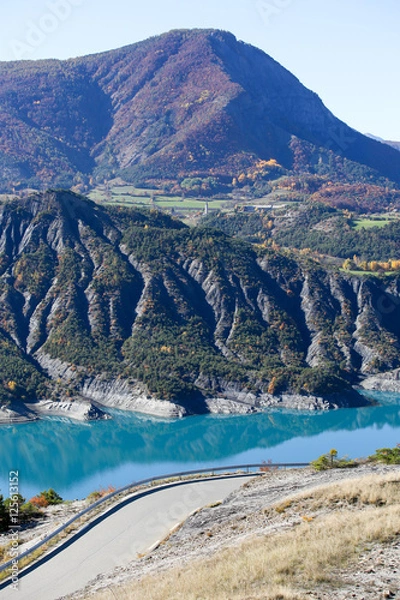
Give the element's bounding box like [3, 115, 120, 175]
[0, 190, 400, 414]
[1, 29, 400, 192]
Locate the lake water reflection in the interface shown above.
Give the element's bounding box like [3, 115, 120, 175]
[0, 391, 399, 499]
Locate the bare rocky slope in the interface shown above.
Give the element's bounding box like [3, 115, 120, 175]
[1, 29, 400, 191]
[0, 190, 400, 418]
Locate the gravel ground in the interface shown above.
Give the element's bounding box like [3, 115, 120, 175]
[309, 540, 399, 600]
[0, 500, 86, 558]
[64, 463, 400, 599]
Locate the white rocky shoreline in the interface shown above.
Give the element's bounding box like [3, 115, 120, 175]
[0, 398, 108, 426]
[360, 368, 400, 393]
[0, 348, 385, 426]
[0, 372, 383, 426]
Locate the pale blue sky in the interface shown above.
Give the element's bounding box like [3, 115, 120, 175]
[0, 0, 399, 139]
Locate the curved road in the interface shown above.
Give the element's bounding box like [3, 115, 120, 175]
[0, 475, 253, 600]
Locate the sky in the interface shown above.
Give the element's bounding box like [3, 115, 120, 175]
[0, 0, 399, 140]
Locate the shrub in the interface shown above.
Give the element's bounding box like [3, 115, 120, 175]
[0, 495, 9, 532]
[29, 495, 49, 508]
[259, 460, 278, 473]
[20, 502, 43, 521]
[311, 449, 358, 471]
[41, 488, 63, 505]
[0, 494, 43, 529]
[87, 486, 116, 503]
[369, 445, 400, 465]
[29, 488, 63, 508]
[310, 454, 330, 471]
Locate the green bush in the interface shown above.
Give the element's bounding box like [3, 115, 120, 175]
[0, 493, 43, 531]
[310, 454, 331, 471]
[41, 488, 63, 505]
[0, 495, 9, 532]
[311, 449, 358, 471]
[369, 445, 400, 465]
[20, 502, 43, 521]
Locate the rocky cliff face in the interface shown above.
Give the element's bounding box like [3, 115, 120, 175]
[0, 191, 399, 415]
[1, 29, 400, 191]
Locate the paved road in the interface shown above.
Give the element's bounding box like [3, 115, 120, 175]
[0, 475, 253, 600]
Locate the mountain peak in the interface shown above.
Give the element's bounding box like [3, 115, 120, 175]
[1, 29, 400, 191]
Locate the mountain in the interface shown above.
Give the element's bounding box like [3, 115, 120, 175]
[1, 29, 400, 192]
[1, 190, 400, 415]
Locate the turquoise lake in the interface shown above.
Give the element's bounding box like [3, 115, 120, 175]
[0, 391, 399, 500]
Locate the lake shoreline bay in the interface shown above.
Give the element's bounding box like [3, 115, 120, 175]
[0, 376, 382, 426]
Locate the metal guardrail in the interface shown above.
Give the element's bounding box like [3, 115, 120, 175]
[0, 462, 309, 575]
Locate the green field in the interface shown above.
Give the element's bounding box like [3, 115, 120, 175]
[111, 185, 151, 195]
[89, 184, 229, 213]
[340, 268, 396, 276]
[88, 185, 156, 203]
[353, 217, 396, 230]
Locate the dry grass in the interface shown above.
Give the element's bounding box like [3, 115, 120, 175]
[92, 473, 400, 600]
[273, 472, 400, 514]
